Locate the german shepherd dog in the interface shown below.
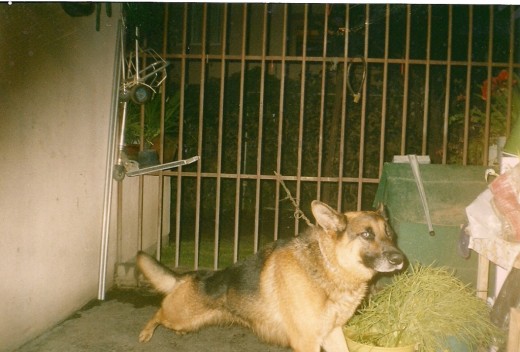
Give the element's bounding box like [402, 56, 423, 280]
[137, 200, 404, 352]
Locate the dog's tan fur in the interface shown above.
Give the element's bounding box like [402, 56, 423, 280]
[137, 200, 404, 352]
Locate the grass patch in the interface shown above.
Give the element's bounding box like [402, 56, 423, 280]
[160, 233, 271, 270]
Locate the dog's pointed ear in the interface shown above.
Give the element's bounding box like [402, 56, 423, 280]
[311, 200, 347, 232]
[375, 202, 389, 220]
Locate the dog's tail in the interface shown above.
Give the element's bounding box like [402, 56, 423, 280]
[136, 251, 179, 294]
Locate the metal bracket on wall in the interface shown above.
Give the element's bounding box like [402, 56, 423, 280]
[126, 156, 199, 177]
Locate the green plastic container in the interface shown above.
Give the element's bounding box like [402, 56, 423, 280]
[374, 163, 489, 287]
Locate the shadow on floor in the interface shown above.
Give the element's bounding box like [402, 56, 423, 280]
[15, 289, 289, 352]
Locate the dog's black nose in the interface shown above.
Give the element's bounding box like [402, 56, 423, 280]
[386, 251, 404, 265]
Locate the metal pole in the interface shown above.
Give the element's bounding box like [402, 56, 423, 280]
[98, 19, 123, 300]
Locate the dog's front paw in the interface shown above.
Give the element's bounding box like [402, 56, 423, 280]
[139, 329, 154, 343]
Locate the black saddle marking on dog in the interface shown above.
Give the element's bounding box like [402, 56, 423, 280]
[199, 239, 291, 298]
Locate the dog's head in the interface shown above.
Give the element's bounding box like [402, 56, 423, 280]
[311, 200, 404, 277]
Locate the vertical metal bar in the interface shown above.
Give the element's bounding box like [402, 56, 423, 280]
[155, 173, 164, 261]
[116, 25, 128, 170]
[98, 19, 122, 300]
[193, 4, 208, 269]
[137, 174, 144, 252]
[462, 6, 473, 166]
[337, 5, 350, 210]
[356, 4, 370, 211]
[135, 27, 140, 81]
[316, 4, 329, 202]
[214, 4, 228, 269]
[483, 6, 494, 165]
[158, 4, 169, 167]
[441, 5, 453, 165]
[233, 4, 248, 262]
[117, 180, 123, 264]
[155, 3, 169, 261]
[115, 27, 126, 262]
[506, 6, 515, 135]
[253, 4, 268, 253]
[400, 5, 411, 155]
[174, 4, 188, 268]
[421, 5, 432, 156]
[137, 42, 147, 256]
[378, 5, 390, 178]
[294, 4, 308, 235]
[274, 4, 288, 242]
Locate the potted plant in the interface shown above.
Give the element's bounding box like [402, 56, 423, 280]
[344, 265, 502, 352]
[124, 91, 180, 164]
[448, 70, 520, 165]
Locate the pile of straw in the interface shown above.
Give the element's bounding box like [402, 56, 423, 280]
[345, 265, 502, 351]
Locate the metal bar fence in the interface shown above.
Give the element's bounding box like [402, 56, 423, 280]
[121, 4, 520, 271]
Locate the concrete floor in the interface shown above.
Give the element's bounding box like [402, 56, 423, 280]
[15, 289, 290, 352]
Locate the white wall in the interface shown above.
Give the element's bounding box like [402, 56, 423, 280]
[0, 4, 120, 350]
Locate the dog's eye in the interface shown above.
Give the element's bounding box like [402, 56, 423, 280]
[360, 231, 375, 240]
